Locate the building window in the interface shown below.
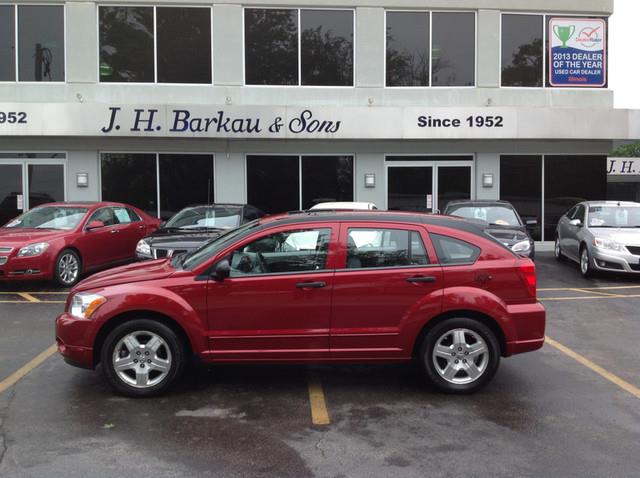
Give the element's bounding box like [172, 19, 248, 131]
[386, 12, 429, 87]
[544, 155, 606, 240]
[500, 156, 542, 241]
[101, 153, 215, 219]
[245, 8, 354, 86]
[501, 14, 608, 88]
[501, 14, 543, 87]
[0, 5, 65, 82]
[99, 6, 212, 84]
[500, 155, 606, 241]
[386, 11, 475, 87]
[246, 155, 354, 214]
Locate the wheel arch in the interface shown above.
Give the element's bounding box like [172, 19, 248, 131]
[412, 309, 507, 359]
[56, 246, 83, 268]
[92, 310, 194, 367]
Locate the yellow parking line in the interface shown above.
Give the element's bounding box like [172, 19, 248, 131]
[546, 336, 640, 400]
[540, 294, 640, 301]
[308, 377, 331, 426]
[0, 300, 66, 304]
[570, 288, 621, 297]
[17, 292, 40, 303]
[0, 344, 57, 394]
[539, 285, 640, 292]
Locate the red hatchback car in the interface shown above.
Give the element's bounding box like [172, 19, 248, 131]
[56, 211, 545, 397]
[0, 202, 160, 286]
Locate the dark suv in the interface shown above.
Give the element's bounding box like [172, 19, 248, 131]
[444, 200, 536, 259]
[136, 204, 264, 260]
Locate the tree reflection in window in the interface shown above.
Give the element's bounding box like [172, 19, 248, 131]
[386, 12, 429, 87]
[99, 6, 154, 83]
[501, 14, 543, 87]
[245, 9, 298, 85]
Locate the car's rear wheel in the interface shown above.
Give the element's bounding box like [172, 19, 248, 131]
[54, 249, 81, 287]
[580, 246, 594, 278]
[554, 237, 564, 261]
[420, 318, 500, 394]
[101, 319, 185, 398]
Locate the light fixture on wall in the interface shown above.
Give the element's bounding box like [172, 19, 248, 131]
[76, 172, 89, 188]
[364, 173, 376, 188]
[482, 173, 494, 188]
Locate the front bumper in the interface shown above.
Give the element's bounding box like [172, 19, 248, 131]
[55, 312, 98, 369]
[0, 254, 52, 281]
[591, 248, 640, 273]
[504, 301, 546, 356]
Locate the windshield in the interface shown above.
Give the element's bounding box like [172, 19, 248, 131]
[181, 220, 261, 270]
[588, 205, 640, 228]
[3, 206, 88, 230]
[164, 206, 242, 230]
[448, 205, 521, 227]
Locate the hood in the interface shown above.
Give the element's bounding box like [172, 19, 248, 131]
[0, 228, 69, 246]
[484, 226, 530, 246]
[146, 229, 223, 250]
[74, 259, 176, 291]
[590, 228, 640, 245]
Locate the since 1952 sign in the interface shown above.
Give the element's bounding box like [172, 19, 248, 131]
[549, 17, 607, 88]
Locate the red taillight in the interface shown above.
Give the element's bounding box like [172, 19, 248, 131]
[518, 260, 537, 299]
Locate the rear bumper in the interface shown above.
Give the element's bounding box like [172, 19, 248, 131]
[504, 301, 546, 356]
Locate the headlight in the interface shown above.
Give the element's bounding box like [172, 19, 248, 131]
[69, 293, 106, 319]
[17, 242, 50, 257]
[593, 238, 623, 251]
[512, 240, 532, 253]
[136, 239, 151, 256]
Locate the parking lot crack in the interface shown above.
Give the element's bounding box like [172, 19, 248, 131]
[314, 432, 328, 459]
[0, 388, 17, 468]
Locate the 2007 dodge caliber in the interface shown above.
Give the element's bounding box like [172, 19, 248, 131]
[56, 211, 545, 397]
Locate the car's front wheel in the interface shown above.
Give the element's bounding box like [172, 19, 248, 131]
[54, 249, 81, 287]
[580, 246, 594, 278]
[101, 319, 185, 398]
[554, 237, 564, 261]
[420, 318, 500, 394]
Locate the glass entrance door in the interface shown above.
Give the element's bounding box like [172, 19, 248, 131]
[0, 158, 65, 225]
[0, 164, 24, 225]
[387, 158, 473, 213]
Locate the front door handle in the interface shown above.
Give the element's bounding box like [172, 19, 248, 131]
[406, 276, 437, 284]
[110, 229, 120, 234]
[295, 281, 326, 289]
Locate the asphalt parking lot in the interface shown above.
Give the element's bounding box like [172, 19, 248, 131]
[1, 253, 639, 478]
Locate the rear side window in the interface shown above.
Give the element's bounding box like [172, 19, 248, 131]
[431, 233, 480, 265]
[346, 228, 430, 269]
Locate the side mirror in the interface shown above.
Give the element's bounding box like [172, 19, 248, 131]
[569, 219, 582, 227]
[212, 259, 230, 281]
[86, 220, 105, 231]
[526, 219, 538, 226]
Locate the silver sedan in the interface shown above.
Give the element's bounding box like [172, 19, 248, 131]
[554, 201, 640, 277]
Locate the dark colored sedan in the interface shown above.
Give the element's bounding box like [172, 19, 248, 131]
[56, 211, 545, 397]
[444, 200, 536, 259]
[135, 204, 264, 260]
[0, 202, 160, 286]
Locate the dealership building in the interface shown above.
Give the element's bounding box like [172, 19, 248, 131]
[1, 0, 639, 243]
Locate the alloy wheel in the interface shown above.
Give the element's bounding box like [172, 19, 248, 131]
[112, 331, 172, 388]
[581, 249, 590, 275]
[58, 253, 79, 285]
[431, 328, 489, 385]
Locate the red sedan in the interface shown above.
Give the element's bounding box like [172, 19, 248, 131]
[55, 211, 545, 397]
[0, 202, 160, 286]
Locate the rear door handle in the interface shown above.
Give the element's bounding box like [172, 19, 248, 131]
[295, 281, 326, 289]
[110, 229, 120, 234]
[406, 276, 437, 284]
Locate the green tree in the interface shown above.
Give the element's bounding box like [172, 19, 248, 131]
[610, 142, 640, 158]
[502, 38, 543, 87]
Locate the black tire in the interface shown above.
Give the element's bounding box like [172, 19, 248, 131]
[54, 249, 82, 287]
[419, 318, 500, 394]
[554, 237, 564, 262]
[101, 319, 185, 398]
[579, 246, 594, 278]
